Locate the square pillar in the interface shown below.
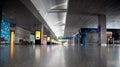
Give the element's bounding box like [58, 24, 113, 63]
[98, 15, 107, 46]
[41, 24, 44, 45]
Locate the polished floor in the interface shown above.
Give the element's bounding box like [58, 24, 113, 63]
[0, 44, 120, 67]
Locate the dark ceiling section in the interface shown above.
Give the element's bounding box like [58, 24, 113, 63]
[2, 0, 42, 33]
[65, 0, 120, 36]
[68, 0, 120, 15]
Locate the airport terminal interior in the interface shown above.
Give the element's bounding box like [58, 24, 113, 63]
[1, 0, 120, 67]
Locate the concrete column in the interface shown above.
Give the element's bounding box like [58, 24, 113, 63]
[41, 24, 44, 45]
[50, 34, 52, 45]
[73, 36, 75, 45]
[78, 33, 80, 45]
[98, 15, 107, 46]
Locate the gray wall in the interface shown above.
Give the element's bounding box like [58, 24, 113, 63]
[86, 32, 99, 45]
[15, 26, 31, 43]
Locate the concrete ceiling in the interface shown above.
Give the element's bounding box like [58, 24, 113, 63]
[3, 0, 120, 38]
[2, 0, 50, 35]
[30, 0, 69, 37]
[65, 0, 120, 36]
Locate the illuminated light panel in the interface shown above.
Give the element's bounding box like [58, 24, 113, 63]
[10, 31, 15, 58]
[47, 37, 50, 41]
[35, 31, 41, 40]
[10, 31, 15, 46]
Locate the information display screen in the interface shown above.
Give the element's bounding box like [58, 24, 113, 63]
[35, 30, 41, 40]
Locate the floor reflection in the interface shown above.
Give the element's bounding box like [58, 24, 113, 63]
[35, 46, 41, 61]
[0, 45, 9, 65]
[10, 44, 14, 59]
[45, 45, 66, 67]
[0, 45, 120, 67]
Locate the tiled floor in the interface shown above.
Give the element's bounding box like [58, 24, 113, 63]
[0, 45, 120, 67]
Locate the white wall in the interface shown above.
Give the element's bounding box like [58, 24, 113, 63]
[14, 26, 31, 43]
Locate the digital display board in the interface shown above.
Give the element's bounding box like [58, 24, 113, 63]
[47, 36, 50, 41]
[35, 30, 41, 40]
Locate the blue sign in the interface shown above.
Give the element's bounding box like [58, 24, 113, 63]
[58, 36, 73, 40]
